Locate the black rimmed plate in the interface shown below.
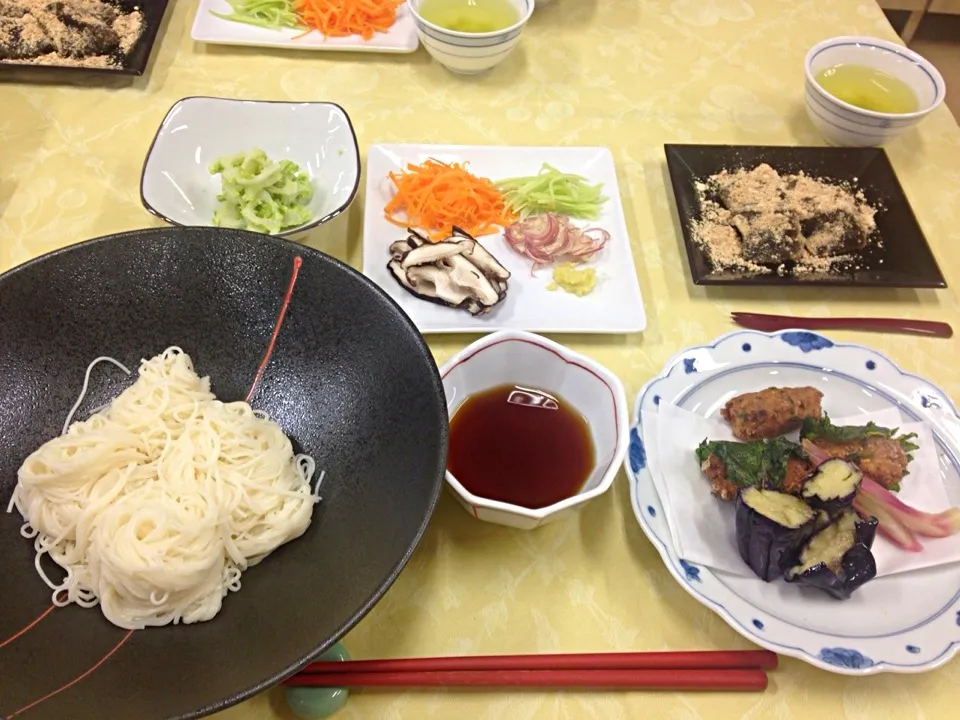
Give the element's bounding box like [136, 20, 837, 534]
[0, 227, 447, 720]
[0, 1, 169, 79]
[139, 98, 361, 239]
[664, 144, 947, 288]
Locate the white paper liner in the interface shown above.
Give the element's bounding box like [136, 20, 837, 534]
[644, 404, 960, 578]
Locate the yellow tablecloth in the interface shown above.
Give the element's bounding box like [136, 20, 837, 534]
[3, 0, 960, 718]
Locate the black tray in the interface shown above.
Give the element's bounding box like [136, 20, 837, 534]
[664, 144, 947, 288]
[0, 0, 170, 78]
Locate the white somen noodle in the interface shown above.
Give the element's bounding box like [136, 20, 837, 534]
[6, 347, 321, 630]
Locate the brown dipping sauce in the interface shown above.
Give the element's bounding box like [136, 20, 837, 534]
[447, 384, 595, 510]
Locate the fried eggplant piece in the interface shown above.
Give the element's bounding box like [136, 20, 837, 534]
[801, 458, 862, 512]
[721, 386, 824, 441]
[736, 487, 818, 582]
[785, 511, 879, 599]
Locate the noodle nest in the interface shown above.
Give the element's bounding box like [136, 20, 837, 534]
[7, 347, 319, 630]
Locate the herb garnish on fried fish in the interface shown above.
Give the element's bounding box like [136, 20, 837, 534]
[801, 415, 919, 455]
[696, 437, 805, 490]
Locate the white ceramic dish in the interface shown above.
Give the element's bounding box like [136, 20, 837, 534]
[440, 330, 629, 530]
[804, 36, 946, 147]
[362, 144, 647, 334]
[191, 0, 419, 54]
[408, 0, 532, 75]
[625, 329, 960, 675]
[140, 97, 361, 237]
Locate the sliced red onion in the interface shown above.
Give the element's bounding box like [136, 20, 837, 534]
[503, 213, 610, 269]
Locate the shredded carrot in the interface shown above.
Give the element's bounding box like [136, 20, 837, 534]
[293, 0, 402, 40]
[384, 159, 517, 242]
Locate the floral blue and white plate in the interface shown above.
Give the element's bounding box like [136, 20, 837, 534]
[625, 329, 960, 675]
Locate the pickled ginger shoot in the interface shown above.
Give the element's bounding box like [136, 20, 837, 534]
[209, 149, 315, 235]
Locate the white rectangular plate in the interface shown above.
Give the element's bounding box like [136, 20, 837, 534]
[363, 144, 647, 335]
[191, 0, 419, 54]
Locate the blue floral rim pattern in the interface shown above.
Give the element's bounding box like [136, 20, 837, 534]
[780, 331, 834, 352]
[628, 428, 646, 473]
[626, 329, 960, 674]
[679, 559, 701, 583]
[818, 647, 875, 670]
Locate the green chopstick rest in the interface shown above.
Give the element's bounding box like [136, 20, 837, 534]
[283, 642, 350, 719]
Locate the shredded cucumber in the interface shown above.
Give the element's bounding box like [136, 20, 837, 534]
[209, 149, 315, 235]
[496, 163, 609, 220]
[211, 0, 304, 31]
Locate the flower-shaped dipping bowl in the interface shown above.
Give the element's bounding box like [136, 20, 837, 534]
[439, 330, 629, 530]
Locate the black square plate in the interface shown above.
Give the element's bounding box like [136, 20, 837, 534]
[0, 0, 170, 78]
[664, 144, 947, 288]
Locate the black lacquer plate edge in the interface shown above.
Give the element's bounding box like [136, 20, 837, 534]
[663, 143, 948, 289]
[0, 0, 171, 79]
[0, 227, 449, 720]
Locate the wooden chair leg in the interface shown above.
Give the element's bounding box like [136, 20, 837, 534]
[901, 0, 933, 45]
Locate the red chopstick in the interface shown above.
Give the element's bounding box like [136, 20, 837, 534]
[283, 668, 768, 691]
[283, 651, 776, 692]
[298, 650, 777, 674]
[731, 312, 953, 338]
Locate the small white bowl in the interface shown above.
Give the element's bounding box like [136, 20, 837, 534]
[408, 0, 534, 75]
[804, 36, 946, 147]
[439, 330, 629, 530]
[140, 97, 361, 237]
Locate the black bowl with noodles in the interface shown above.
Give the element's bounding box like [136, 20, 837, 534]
[0, 227, 448, 720]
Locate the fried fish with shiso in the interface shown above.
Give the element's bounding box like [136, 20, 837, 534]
[696, 437, 812, 501]
[800, 414, 919, 491]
